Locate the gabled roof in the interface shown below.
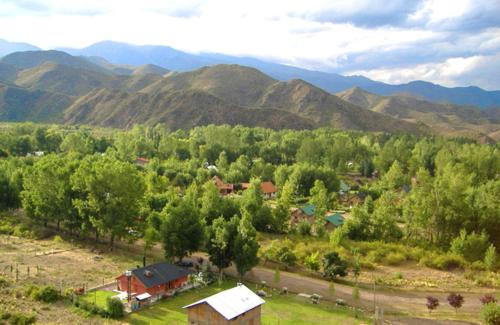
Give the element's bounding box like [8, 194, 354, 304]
[325, 213, 344, 227]
[261, 182, 277, 194]
[183, 284, 265, 320]
[212, 176, 234, 190]
[126, 262, 191, 289]
[241, 181, 277, 194]
[300, 204, 315, 216]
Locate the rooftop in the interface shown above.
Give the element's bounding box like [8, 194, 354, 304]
[125, 262, 192, 289]
[183, 284, 265, 320]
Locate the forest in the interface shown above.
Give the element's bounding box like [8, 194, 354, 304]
[0, 123, 499, 281]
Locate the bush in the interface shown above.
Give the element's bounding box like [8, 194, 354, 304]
[276, 246, 297, 267]
[27, 285, 60, 303]
[384, 252, 406, 266]
[297, 221, 311, 236]
[480, 294, 498, 305]
[480, 303, 500, 325]
[106, 297, 124, 319]
[450, 230, 490, 262]
[0, 312, 36, 325]
[52, 235, 64, 243]
[304, 252, 321, 271]
[420, 253, 466, 270]
[471, 261, 487, 271]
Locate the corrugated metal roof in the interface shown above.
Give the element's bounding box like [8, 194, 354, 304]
[183, 284, 265, 320]
[136, 292, 151, 301]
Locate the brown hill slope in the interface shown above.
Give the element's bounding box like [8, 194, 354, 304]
[63, 88, 316, 130]
[338, 87, 500, 141]
[0, 83, 72, 122]
[142, 65, 427, 134]
[15, 62, 117, 96]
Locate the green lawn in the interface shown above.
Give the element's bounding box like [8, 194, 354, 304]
[127, 280, 370, 325]
[80, 290, 117, 309]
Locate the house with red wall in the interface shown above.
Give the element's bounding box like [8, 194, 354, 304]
[116, 262, 192, 302]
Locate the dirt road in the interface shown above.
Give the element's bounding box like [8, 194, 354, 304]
[187, 254, 483, 324]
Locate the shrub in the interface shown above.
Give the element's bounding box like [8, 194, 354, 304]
[484, 244, 497, 271]
[2, 313, 36, 325]
[384, 252, 406, 266]
[480, 294, 498, 305]
[276, 246, 297, 267]
[394, 272, 404, 280]
[450, 230, 490, 262]
[420, 253, 466, 270]
[471, 261, 487, 271]
[29, 285, 60, 303]
[0, 276, 10, 288]
[297, 221, 311, 236]
[323, 251, 348, 280]
[480, 303, 500, 325]
[304, 252, 321, 271]
[52, 235, 64, 243]
[106, 297, 124, 319]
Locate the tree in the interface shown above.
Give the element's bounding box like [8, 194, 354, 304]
[72, 155, 145, 245]
[22, 155, 77, 230]
[233, 212, 260, 279]
[484, 244, 497, 271]
[161, 200, 204, 262]
[381, 160, 406, 190]
[447, 293, 464, 313]
[310, 180, 328, 237]
[200, 181, 223, 225]
[322, 252, 347, 280]
[206, 216, 239, 282]
[426, 296, 439, 313]
[352, 286, 360, 317]
[273, 268, 281, 287]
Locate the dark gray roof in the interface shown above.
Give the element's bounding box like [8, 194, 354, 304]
[131, 262, 192, 288]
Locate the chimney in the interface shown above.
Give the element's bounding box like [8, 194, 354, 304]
[143, 255, 146, 268]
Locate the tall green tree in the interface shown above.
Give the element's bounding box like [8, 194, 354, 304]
[21, 155, 78, 230]
[161, 200, 205, 262]
[206, 216, 239, 281]
[233, 212, 260, 278]
[71, 155, 145, 245]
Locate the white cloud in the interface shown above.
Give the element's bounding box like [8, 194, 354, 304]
[347, 54, 500, 90]
[0, 0, 498, 89]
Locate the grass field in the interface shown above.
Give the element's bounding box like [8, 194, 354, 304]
[80, 290, 117, 309]
[127, 280, 370, 325]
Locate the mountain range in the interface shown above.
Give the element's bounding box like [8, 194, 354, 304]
[0, 48, 498, 141]
[58, 41, 500, 109]
[1, 39, 499, 109]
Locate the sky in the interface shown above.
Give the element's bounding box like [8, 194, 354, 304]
[0, 0, 499, 89]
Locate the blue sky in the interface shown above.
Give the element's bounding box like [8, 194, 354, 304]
[0, 0, 499, 89]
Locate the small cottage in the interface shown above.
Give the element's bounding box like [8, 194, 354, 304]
[324, 212, 345, 231]
[290, 204, 316, 226]
[212, 176, 234, 196]
[241, 181, 278, 199]
[183, 283, 265, 324]
[116, 262, 191, 302]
